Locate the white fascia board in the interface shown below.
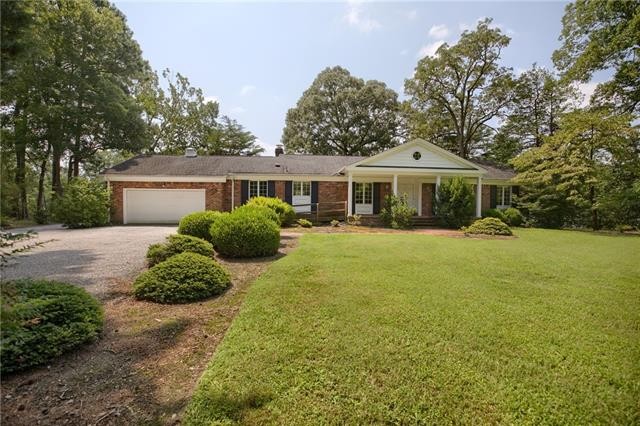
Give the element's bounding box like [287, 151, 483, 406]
[348, 167, 486, 176]
[103, 175, 227, 183]
[228, 174, 346, 182]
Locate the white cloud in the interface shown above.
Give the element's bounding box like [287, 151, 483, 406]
[230, 106, 246, 114]
[428, 24, 449, 39]
[239, 85, 256, 96]
[344, 0, 381, 33]
[406, 10, 417, 21]
[577, 82, 599, 106]
[417, 40, 445, 58]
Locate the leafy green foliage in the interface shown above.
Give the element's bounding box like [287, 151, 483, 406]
[296, 218, 313, 228]
[404, 19, 515, 158]
[434, 177, 475, 228]
[1, 279, 103, 374]
[502, 207, 524, 227]
[282, 66, 403, 155]
[234, 204, 281, 226]
[513, 109, 639, 229]
[210, 210, 280, 258]
[178, 210, 223, 243]
[380, 194, 416, 229]
[53, 178, 110, 228]
[134, 252, 231, 304]
[146, 234, 214, 266]
[463, 217, 513, 236]
[245, 197, 296, 226]
[482, 208, 507, 222]
[553, 0, 640, 113]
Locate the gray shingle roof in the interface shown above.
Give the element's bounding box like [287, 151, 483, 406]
[103, 154, 514, 180]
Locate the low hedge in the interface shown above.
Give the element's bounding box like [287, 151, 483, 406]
[133, 252, 231, 303]
[1, 279, 103, 374]
[503, 207, 524, 227]
[463, 217, 513, 236]
[147, 234, 214, 266]
[245, 197, 296, 226]
[482, 208, 507, 222]
[233, 204, 280, 226]
[178, 211, 223, 243]
[210, 210, 280, 258]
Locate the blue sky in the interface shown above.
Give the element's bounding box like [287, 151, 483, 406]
[115, 1, 583, 155]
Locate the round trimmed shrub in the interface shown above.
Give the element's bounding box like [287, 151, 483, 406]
[245, 196, 296, 226]
[482, 208, 507, 222]
[463, 217, 513, 236]
[210, 210, 280, 258]
[1, 279, 103, 374]
[133, 252, 231, 303]
[503, 207, 524, 227]
[233, 204, 280, 226]
[178, 211, 223, 243]
[146, 234, 214, 266]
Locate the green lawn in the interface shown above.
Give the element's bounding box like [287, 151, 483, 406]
[185, 229, 640, 425]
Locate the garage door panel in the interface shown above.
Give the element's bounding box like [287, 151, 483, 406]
[124, 189, 206, 224]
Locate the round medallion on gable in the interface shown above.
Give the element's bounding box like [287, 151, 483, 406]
[412, 151, 421, 160]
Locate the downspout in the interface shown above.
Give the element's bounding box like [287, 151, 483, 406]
[229, 174, 235, 211]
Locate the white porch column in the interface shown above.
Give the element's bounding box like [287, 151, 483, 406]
[476, 176, 483, 217]
[393, 174, 398, 195]
[435, 175, 441, 201]
[347, 172, 353, 216]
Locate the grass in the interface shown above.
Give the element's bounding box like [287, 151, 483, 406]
[185, 229, 640, 425]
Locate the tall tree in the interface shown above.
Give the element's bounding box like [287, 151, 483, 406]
[204, 116, 264, 156]
[512, 108, 639, 229]
[282, 66, 403, 156]
[485, 65, 580, 164]
[405, 19, 515, 159]
[553, 0, 640, 114]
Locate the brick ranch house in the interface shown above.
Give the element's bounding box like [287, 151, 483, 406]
[102, 139, 516, 225]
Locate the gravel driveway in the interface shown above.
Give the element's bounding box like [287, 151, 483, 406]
[1, 225, 175, 297]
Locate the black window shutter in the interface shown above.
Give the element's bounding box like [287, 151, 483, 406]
[431, 183, 436, 215]
[351, 182, 356, 214]
[284, 181, 293, 204]
[372, 183, 381, 214]
[311, 181, 318, 212]
[267, 181, 276, 197]
[512, 185, 520, 197]
[490, 185, 497, 209]
[241, 180, 248, 205]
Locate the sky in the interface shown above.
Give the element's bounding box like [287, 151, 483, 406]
[114, 0, 589, 155]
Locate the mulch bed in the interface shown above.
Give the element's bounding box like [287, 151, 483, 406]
[0, 235, 299, 426]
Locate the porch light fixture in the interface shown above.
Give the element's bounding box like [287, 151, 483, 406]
[412, 151, 421, 160]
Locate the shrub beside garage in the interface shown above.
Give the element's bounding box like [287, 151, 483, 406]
[147, 234, 214, 266]
[245, 197, 296, 226]
[1, 279, 103, 374]
[210, 208, 280, 258]
[178, 211, 223, 243]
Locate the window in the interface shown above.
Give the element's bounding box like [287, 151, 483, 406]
[412, 151, 422, 160]
[355, 182, 373, 205]
[249, 180, 268, 198]
[293, 181, 311, 197]
[496, 186, 512, 207]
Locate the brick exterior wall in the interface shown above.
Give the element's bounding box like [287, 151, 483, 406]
[110, 181, 227, 224]
[482, 185, 491, 211]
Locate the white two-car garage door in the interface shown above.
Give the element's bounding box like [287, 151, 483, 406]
[123, 189, 206, 224]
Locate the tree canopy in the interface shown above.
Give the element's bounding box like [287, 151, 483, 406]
[282, 66, 403, 156]
[404, 19, 516, 159]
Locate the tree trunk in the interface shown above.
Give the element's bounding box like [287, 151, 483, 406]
[14, 105, 29, 219]
[51, 143, 63, 197]
[67, 155, 74, 182]
[590, 185, 600, 230]
[36, 143, 51, 214]
[73, 156, 80, 177]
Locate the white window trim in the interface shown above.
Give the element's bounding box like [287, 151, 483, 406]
[496, 185, 512, 209]
[248, 180, 268, 199]
[293, 181, 311, 197]
[355, 182, 373, 214]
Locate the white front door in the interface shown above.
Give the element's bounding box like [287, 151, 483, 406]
[397, 183, 418, 211]
[292, 181, 311, 213]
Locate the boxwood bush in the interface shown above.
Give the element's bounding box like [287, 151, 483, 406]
[463, 217, 513, 236]
[245, 197, 296, 226]
[178, 211, 222, 243]
[210, 210, 280, 258]
[133, 252, 231, 303]
[482, 208, 507, 222]
[503, 207, 524, 227]
[234, 204, 280, 226]
[146, 234, 214, 266]
[1, 279, 103, 374]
